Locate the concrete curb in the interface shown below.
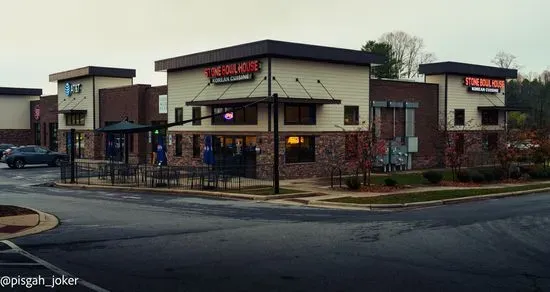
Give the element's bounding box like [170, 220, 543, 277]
[54, 182, 317, 201]
[0, 207, 59, 240]
[303, 187, 550, 211]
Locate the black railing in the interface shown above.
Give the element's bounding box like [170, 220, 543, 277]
[60, 161, 273, 191]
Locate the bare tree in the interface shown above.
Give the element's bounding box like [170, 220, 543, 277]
[491, 51, 521, 69]
[378, 31, 436, 79]
[540, 69, 550, 84]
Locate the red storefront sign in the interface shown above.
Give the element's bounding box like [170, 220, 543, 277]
[33, 104, 40, 120]
[464, 77, 505, 93]
[204, 60, 261, 83]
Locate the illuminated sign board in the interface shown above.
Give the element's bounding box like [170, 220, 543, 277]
[64, 82, 82, 97]
[224, 112, 234, 120]
[204, 60, 261, 84]
[464, 77, 505, 93]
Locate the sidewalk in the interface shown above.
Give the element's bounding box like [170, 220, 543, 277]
[0, 206, 59, 240]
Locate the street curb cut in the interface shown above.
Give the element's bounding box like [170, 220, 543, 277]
[54, 182, 317, 201]
[302, 187, 550, 211]
[0, 207, 59, 240]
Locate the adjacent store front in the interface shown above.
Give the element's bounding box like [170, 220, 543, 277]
[0, 87, 42, 146]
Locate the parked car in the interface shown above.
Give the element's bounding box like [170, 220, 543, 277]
[2, 145, 68, 169]
[0, 144, 15, 153]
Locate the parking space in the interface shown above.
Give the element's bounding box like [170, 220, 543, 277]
[0, 164, 60, 185]
[0, 241, 107, 291]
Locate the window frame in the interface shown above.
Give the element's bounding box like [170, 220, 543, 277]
[211, 105, 258, 125]
[344, 106, 359, 125]
[481, 110, 499, 126]
[175, 107, 183, 123]
[175, 134, 183, 156]
[284, 135, 316, 163]
[454, 109, 465, 126]
[65, 113, 85, 126]
[192, 107, 201, 125]
[284, 104, 316, 125]
[192, 135, 201, 158]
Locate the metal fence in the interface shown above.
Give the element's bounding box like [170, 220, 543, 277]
[60, 161, 273, 191]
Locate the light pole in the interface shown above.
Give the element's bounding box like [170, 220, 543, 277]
[273, 93, 280, 194]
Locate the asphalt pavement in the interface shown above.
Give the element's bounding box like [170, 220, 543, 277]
[0, 164, 549, 291]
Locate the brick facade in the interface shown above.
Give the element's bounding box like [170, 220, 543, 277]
[0, 130, 33, 146]
[29, 95, 59, 150]
[370, 79, 442, 169]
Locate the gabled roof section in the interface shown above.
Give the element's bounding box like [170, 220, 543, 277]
[49, 66, 136, 82]
[418, 61, 518, 79]
[0, 87, 42, 96]
[155, 39, 386, 72]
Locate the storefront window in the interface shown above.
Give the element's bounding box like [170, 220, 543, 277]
[345, 134, 358, 160]
[285, 136, 315, 163]
[454, 109, 465, 126]
[65, 113, 85, 126]
[284, 104, 316, 125]
[175, 134, 183, 156]
[193, 135, 201, 158]
[192, 107, 201, 125]
[211, 105, 257, 125]
[481, 110, 499, 125]
[344, 106, 359, 125]
[34, 123, 40, 145]
[483, 133, 498, 151]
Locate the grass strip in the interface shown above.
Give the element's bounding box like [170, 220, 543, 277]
[325, 183, 550, 205]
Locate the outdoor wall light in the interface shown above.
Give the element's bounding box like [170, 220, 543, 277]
[255, 147, 261, 155]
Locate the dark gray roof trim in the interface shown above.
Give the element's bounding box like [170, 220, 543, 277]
[419, 61, 517, 79]
[155, 40, 386, 72]
[185, 97, 341, 106]
[0, 87, 42, 96]
[49, 66, 136, 82]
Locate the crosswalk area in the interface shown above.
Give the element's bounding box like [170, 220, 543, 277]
[0, 241, 108, 291]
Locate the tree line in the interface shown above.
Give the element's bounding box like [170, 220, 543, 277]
[362, 32, 549, 129]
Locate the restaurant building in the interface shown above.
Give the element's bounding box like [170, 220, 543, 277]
[0, 87, 42, 145]
[154, 40, 442, 178]
[30, 95, 59, 151]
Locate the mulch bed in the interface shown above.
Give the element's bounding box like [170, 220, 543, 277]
[0, 206, 37, 217]
[438, 181, 483, 187]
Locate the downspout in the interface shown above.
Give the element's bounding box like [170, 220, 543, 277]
[267, 57, 272, 132]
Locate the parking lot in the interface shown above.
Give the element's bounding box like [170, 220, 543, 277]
[0, 163, 60, 186]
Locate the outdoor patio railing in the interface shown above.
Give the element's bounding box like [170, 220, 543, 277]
[60, 161, 273, 191]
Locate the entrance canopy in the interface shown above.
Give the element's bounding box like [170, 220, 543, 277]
[94, 120, 152, 133]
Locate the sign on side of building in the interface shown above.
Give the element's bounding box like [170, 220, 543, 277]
[159, 95, 168, 114]
[64, 82, 82, 97]
[204, 60, 261, 84]
[463, 77, 505, 93]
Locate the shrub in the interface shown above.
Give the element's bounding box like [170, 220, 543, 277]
[470, 170, 485, 183]
[456, 170, 471, 183]
[510, 169, 522, 180]
[384, 178, 397, 187]
[480, 169, 494, 182]
[528, 169, 550, 179]
[423, 171, 443, 184]
[492, 168, 506, 181]
[346, 176, 361, 190]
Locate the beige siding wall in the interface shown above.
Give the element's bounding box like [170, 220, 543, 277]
[168, 57, 269, 132]
[0, 95, 39, 129]
[425, 75, 445, 128]
[426, 74, 506, 131]
[446, 75, 506, 130]
[57, 78, 94, 130]
[93, 77, 133, 128]
[271, 59, 370, 132]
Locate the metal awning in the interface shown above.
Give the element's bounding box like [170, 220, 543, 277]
[478, 106, 529, 112]
[58, 109, 88, 114]
[186, 97, 341, 106]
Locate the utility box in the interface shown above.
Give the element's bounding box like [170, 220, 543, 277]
[406, 136, 418, 153]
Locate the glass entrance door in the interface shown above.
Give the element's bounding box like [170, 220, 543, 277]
[213, 135, 257, 178]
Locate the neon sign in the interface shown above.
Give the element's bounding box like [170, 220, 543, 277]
[224, 112, 234, 120]
[464, 77, 505, 93]
[204, 60, 261, 84]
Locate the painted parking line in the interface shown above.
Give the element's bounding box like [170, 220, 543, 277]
[0, 240, 110, 292]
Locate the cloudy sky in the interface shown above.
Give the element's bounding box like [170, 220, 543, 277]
[1, 0, 547, 95]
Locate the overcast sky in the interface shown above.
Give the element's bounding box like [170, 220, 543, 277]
[1, 0, 547, 95]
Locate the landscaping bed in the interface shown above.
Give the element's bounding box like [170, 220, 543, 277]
[0, 205, 37, 217]
[325, 183, 550, 205]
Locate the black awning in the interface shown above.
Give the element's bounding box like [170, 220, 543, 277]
[186, 97, 341, 106]
[58, 109, 87, 114]
[95, 120, 152, 134]
[478, 106, 529, 112]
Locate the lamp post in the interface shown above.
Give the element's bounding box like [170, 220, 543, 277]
[273, 93, 280, 194]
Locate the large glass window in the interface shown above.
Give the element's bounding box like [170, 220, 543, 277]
[481, 110, 499, 125]
[344, 106, 359, 125]
[284, 104, 316, 125]
[65, 113, 85, 126]
[211, 105, 257, 125]
[285, 136, 315, 163]
[193, 135, 201, 158]
[483, 133, 499, 151]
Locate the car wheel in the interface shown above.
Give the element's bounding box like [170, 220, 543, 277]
[14, 159, 25, 169]
[7, 163, 15, 169]
[53, 158, 61, 167]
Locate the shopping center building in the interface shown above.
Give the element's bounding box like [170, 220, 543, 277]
[0, 39, 517, 179]
[0, 87, 42, 145]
